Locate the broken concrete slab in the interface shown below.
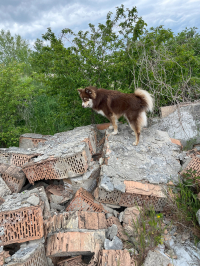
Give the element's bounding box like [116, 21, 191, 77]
[104, 236, 123, 250]
[0, 175, 11, 197]
[0, 147, 40, 167]
[4, 242, 48, 266]
[157, 102, 200, 146]
[143, 250, 171, 266]
[101, 124, 181, 189]
[46, 231, 105, 257]
[106, 224, 118, 240]
[0, 186, 50, 219]
[19, 133, 50, 149]
[0, 163, 26, 193]
[22, 125, 97, 184]
[164, 237, 200, 265]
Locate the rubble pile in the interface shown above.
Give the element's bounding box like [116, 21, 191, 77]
[0, 107, 200, 266]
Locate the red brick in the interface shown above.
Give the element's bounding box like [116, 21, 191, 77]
[78, 211, 107, 230]
[46, 231, 105, 257]
[0, 164, 26, 193]
[98, 250, 135, 266]
[66, 188, 106, 213]
[0, 250, 10, 266]
[23, 151, 89, 185]
[124, 181, 166, 198]
[107, 216, 128, 241]
[0, 206, 44, 246]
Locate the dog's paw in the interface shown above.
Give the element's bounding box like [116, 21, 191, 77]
[133, 141, 138, 146]
[109, 125, 114, 130]
[111, 131, 118, 135]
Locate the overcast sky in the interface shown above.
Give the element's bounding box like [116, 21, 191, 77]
[0, 0, 200, 47]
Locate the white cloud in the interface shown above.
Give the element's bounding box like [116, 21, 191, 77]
[0, 0, 199, 47]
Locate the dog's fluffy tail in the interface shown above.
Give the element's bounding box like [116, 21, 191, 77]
[134, 88, 154, 112]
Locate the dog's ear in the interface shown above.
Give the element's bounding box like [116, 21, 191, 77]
[77, 89, 84, 95]
[85, 87, 97, 99]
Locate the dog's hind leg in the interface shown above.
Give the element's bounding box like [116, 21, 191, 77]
[130, 122, 140, 146]
[110, 115, 118, 135]
[126, 112, 147, 145]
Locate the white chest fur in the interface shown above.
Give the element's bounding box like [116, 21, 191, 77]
[96, 110, 106, 117]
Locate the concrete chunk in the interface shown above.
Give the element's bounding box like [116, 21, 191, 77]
[101, 124, 180, 187]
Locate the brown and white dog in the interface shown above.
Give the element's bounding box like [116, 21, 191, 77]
[77, 86, 154, 145]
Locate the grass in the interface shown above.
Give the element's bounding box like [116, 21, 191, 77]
[124, 205, 169, 266]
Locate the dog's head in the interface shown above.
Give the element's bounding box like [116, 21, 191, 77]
[77, 86, 97, 108]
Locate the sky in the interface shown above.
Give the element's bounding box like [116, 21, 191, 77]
[0, 0, 200, 48]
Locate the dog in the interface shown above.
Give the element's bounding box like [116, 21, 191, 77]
[77, 86, 154, 145]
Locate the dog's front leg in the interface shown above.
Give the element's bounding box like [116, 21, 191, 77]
[110, 115, 118, 135]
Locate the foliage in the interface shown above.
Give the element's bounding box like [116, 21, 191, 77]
[125, 206, 167, 266]
[0, 62, 34, 147]
[171, 171, 200, 226]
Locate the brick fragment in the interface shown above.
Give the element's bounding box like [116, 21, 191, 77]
[78, 211, 107, 230]
[66, 188, 106, 213]
[57, 256, 83, 266]
[170, 138, 182, 147]
[0, 206, 44, 246]
[0, 164, 26, 193]
[181, 156, 200, 179]
[94, 186, 167, 211]
[46, 231, 105, 257]
[5, 243, 48, 266]
[0, 250, 10, 266]
[160, 105, 177, 118]
[107, 216, 128, 241]
[124, 181, 166, 198]
[44, 211, 107, 237]
[98, 250, 135, 266]
[0, 197, 5, 205]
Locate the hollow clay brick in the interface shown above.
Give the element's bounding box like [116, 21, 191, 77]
[0, 163, 26, 193]
[181, 156, 200, 178]
[0, 206, 44, 246]
[22, 151, 89, 185]
[46, 231, 105, 257]
[66, 188, 106, 213]
[98, 250, 135, 266]
[5, 243, 48, 266]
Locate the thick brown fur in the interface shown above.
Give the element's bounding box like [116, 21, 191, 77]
[78, 86, 154, 145]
